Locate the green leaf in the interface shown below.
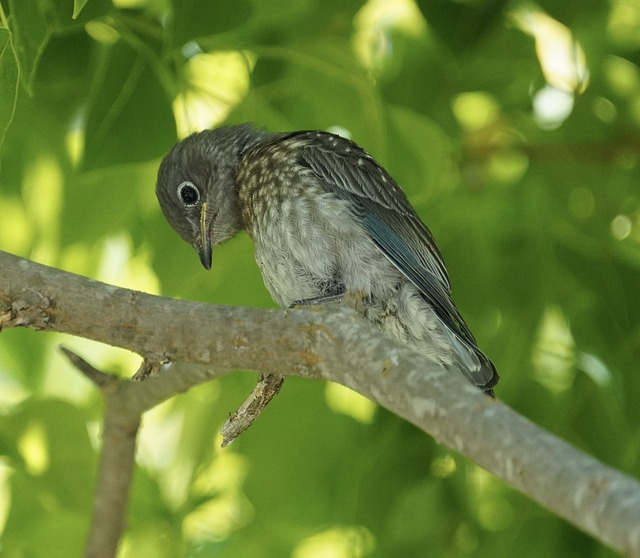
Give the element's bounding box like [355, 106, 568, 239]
[73, 0, 89, 19]
[416, 0, 508, 53]
[0, 28, 19, 148]
[172, 0, 253, 47]
[82, 41, 176, 169]
[8, 0, 54, 93]
[386, 105, 454, 204]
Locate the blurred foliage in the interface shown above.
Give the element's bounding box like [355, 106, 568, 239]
[0, 0, 639, 556]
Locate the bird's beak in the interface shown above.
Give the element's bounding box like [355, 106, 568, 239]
[198, 202, 213, 270]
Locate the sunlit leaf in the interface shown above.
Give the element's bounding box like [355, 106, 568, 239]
[73, 0, 89, 18]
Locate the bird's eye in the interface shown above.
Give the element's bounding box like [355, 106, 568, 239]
[177, 181, 200, 206]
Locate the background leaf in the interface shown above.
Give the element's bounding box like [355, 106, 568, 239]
[0, 28, 19, 149]
[73, 0, 89, 19]
[0, 1, 639, 557]
[8, 0, 57, 93]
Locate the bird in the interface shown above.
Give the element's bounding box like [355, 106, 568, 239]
[156, 124, 498, 394]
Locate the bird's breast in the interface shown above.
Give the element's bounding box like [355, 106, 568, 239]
[237, 164, 396, 308]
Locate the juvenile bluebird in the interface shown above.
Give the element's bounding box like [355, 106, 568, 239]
[156, 124, 498, 393]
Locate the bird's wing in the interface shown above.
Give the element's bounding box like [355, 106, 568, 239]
[274, 131, 482, 348]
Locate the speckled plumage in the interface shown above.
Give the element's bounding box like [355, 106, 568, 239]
[156, 124, 498, 392]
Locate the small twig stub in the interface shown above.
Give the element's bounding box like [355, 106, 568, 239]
[59, 345, 118, 389]
[220, 373, 285, 447]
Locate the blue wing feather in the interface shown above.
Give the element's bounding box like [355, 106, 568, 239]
[269, 130, 498, 389]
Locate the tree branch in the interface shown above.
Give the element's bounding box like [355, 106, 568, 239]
[1, 250, 640, 557]
[58, 349, 152, 558]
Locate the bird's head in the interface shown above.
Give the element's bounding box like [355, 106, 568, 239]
[156, 125, 265, 269]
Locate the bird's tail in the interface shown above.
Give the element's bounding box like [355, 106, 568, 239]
[443, 328, 499, 394]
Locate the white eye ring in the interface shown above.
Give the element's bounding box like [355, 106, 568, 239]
[177, 181, 200, 206]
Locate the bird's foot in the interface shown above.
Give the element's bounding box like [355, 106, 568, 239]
[290, 292, 345, 307]
[340, 289, 371, 317]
